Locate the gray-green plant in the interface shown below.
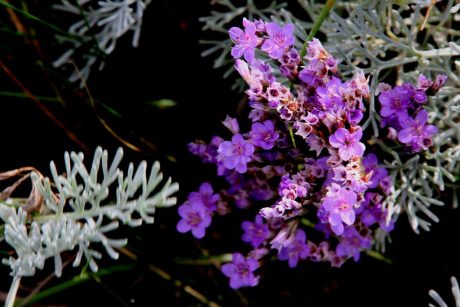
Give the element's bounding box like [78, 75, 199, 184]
[0, 147, 178, 307]
[429, 276, 460, 307]
[53, 0, 151, 85]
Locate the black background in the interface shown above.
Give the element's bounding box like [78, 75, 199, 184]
[1, 1, 460, 306]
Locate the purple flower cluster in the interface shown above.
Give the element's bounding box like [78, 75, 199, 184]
[179, 19, 444, 289]
[378, 74, 445, 152]
[177, 182, 219, 238]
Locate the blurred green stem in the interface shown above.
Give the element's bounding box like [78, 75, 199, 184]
[300, 0, 336, 58]
[0, 1, 78, 39]
[0, 91, 59, 102]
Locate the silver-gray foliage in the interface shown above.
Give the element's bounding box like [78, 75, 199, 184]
[429, 276, 460, 307]
[53, 0, 151, 85]
[0, 147, 178, 306]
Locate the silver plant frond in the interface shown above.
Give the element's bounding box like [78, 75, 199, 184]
[0, 147, 178, 307]
[429, 276, 460, 307]
[53, 0, 152, 85]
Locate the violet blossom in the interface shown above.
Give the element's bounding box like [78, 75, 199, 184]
[242, 215, 271, 248]
[218, 134, 254, 173]
[177, 201, 212, 239]
[261, 22, 295, 59]
[329, 128, 365, 161]
[249, 120, 279, 150]
[221, 253, 260, 289]
[398, 109, 437, 152]
[320, 189, 357, 235]
[229, 18, 259, 62]
[278, 229, 310, 268]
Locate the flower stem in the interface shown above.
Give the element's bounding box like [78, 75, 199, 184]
[5, 275, 21, 307]
[300, 0, 336, 58]
[288, 125, 297, 149]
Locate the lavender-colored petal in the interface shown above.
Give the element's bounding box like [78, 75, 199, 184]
[244, 48, 255, 63]
[192, 226, 206, 239]
[329, 212, 342, 226]
[350, 142, 365, 158]
[178, 204, 190, 218]
[331, 222, 344, 235]
[229, 27, 244, 42]
[398, 128, 413, 144]
[221, 263, 236, 276]
[351, 128, 363, 141]
[265, 22, 281, 37]
[339, 147, 353, 161]
[288, 257, 298, 268]
[177, 219, 191, 233]
[423, 124, 438, 136]
[341, 210, 356, 225]
[246, 257, 260, 271]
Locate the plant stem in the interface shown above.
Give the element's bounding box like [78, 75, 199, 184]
[0, 1, 79, 40]
[366, 250, 393, 264]
[5, 275, 21, 307]
[0, 91, 60, 102]
[300, 0, 336, 58]
[0, 60, 89, 153]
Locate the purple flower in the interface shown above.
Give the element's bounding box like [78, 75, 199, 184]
[218, 134, 254, 173]
[432, 74, 447, 91]
[417, 75, 433, 90]
[188, 182, 220, 212]
[362, 153, 388, 189]
[222, 115, 240, 134]
[242, 215, 271, 248]
[229, 18, 259, 62]
[177, 201, 212, 239]
[346, 110, 363, 126]
[413, 90, 428, 104]
[316, 76, 343, 109]
[278, 229, 310, 268]
[398, 110, 437, 152]
[320, 189, 357, 235]
[221, 253, 259, 289]
[329, 128, 365, 161]
[305, 38, 329, 61]
[250, 120, 279, 150]
[261, 22, 295, 59]
[378, 85, 411, 118]
[336, 227, 372, 261]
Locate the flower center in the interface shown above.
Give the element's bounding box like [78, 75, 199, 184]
[187, 212, 202, 226]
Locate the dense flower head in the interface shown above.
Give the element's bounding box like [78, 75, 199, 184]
[180, 19, 443, 289]
[377, 74, 445, 153]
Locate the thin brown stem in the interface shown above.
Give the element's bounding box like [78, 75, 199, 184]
[0, 60, 89, 153]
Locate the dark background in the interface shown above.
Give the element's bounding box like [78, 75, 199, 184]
[1, 0, 460, 306]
